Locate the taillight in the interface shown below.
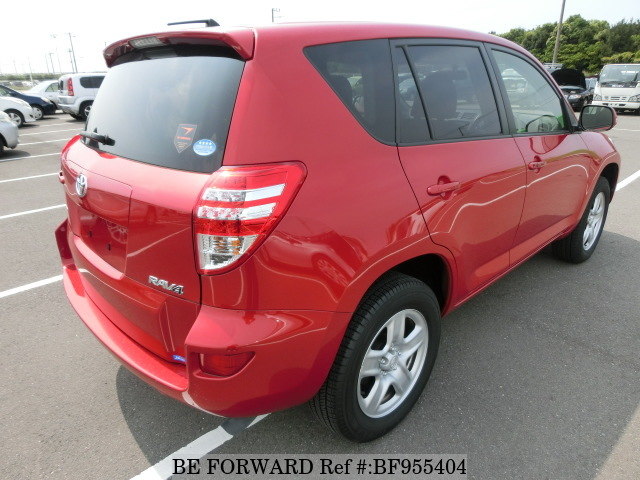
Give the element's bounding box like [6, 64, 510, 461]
[67, 78, 74, 96]
[194, 162, 306, 274]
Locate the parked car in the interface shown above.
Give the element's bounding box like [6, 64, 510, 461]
[0, 96, 36, 127]
[0, 84, 56, 120]
[551, 68, 592, 111]
[26, 80, 60, 109]
[58, 73, 105, 120]
[559, 85, 593, 111]
[0, 111, 19, 153]
[56, 23, 621, 442]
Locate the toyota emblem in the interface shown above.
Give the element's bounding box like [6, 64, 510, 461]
[75, 173, 88, 198]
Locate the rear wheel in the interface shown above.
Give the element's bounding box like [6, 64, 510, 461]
[79, 101, 92, 120]
[31, 105, 44, 120]
[552, 177, 610, 263]
[5, 109, 24, 127]
[310, 272, 441, 442]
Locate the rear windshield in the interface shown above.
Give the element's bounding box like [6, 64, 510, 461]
[84, 46, 244, 173]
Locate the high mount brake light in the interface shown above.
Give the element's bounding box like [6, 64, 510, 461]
[194, 163, 306, 274]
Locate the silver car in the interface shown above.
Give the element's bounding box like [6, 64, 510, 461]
[0, 111, 19, 154]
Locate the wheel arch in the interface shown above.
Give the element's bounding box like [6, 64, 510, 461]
[341, 249, 455, 317]
[600, 162, 619, 200]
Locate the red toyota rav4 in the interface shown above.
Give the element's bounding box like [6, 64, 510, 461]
[56, 23, 620, 441]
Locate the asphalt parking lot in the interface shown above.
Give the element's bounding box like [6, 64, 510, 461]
[1, 113, 639, 480]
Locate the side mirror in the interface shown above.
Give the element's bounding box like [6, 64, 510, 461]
[579, 105, 616, 131]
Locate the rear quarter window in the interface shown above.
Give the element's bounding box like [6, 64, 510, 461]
[305, 40, 395, 144]
[84, 46, 244, 173]
[79, 76, 105, 89]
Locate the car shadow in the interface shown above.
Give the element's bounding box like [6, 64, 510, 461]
[117, 231, 640, 479]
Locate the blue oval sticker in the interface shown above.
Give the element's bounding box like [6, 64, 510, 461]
[193, 139, 217, 156]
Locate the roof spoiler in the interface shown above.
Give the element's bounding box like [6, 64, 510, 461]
[103, 28, 255, 67]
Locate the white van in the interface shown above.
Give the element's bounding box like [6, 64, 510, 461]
[592, 63, 640, 114]
[58, 73, 105, 120]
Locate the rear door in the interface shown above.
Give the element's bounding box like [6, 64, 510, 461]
[487, 48, 593, 265]
[62, 44, 244, 358]
[393, 41, 527, 302]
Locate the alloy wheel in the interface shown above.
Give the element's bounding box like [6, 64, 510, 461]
[358, 309, 429, 418]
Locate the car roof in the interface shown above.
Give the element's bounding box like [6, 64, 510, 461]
[105, 22, 531, 65]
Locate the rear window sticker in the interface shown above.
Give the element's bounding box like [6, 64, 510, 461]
[193, 139, 217, 156]
[174, 124, 198, 153]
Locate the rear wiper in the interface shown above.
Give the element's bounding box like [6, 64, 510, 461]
[79, 131, 115, 146]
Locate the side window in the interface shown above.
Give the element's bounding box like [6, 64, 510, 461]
[46, 83, 57, 92]
[492, 51, 567, 133]
[394, 48, 428, 143]
[406, 45, 501, 140]
[305, 40, 395, 143]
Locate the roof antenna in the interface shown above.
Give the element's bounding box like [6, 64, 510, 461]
[167, 19, 220, 27]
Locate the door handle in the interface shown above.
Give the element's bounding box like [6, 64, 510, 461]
[427, 181, 460, 196]
[528, 160, 546, 170]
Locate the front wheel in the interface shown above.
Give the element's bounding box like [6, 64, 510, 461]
[552, 177, 610, 263]
[31, 105, 44, 120]
[5, 109, 24, 127]
[310, 272, 441, 442]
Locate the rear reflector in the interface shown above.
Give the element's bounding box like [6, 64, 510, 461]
[200, 352, 254, 377]
[194, 163, 306, 274]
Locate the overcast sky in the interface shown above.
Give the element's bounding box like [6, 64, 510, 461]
[1, 0, 638, 75]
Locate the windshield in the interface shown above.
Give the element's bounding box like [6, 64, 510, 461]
[84, 46, 244, 173]
[599, 64, 640, 87]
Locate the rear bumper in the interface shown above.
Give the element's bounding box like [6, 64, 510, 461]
[56, 220, 349, 417]
[59, 103, 79, 115]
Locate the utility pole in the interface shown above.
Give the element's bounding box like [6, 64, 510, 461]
[44, 54, 51, 74]
[271, 8, 280, 23]
[27, 58, 34, 83]
[49, 52, 56, 75]
[67, 32, 78, 73]
[552, 0, 567, 65]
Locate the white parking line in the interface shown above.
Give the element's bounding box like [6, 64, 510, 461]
[0, 173, 57, 184]
[33, 122, 78, 128]
[0, 204, 65, 220]
[0, 275, 63, 299]
[0, 152, 59, 163]
[614, 128, 640, 132]
[130, 415, 269, 480]
[18, 138, 69, 146]
[617, 169, 640, 191]
[20, 128, 80, 136]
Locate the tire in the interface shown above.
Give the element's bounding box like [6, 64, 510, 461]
[31, 105, 44, 120]
[79, 101, 92, 120]
[5, 109, 24, 127]
[552, 177, 610, 263]
[310, 272, 441, 442]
